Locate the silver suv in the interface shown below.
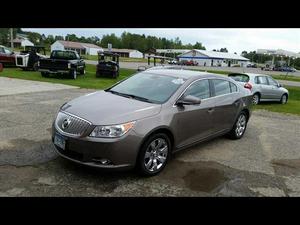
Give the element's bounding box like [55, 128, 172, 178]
[228, 73, 289, 105]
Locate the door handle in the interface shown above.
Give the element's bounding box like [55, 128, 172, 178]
[207, 108, 214, 113]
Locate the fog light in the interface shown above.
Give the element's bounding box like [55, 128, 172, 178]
[93, 158, 111, 165]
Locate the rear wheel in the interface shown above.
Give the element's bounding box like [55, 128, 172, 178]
[41, 72, 49, 77]
[33, 62, 38, 71]
[137, 133, 171, 176]
[252, 93, 260, 105]
[227, 112, 248, 140]
[280, 94, 288, 104]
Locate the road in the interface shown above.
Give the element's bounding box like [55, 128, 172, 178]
[0, 78, 300, 196]
[85, 60, 300, 88]
[85, 59, 300, 76]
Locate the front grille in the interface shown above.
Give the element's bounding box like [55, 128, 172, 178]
[55, 111, 91, 137]
[17, 57, 23, 65]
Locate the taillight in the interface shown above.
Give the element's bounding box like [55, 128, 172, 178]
[244, 83, 252, 90]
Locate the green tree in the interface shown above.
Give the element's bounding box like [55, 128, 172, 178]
[193, 42, 206, 50]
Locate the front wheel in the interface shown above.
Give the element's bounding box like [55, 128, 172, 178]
[137, 133, 171, 176]
[280, 94, 288, 104]
[80, 68, 86, 75]
[227, 112, 248, 140]
[70, 69, 77, 79]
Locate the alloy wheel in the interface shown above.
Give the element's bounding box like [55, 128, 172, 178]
[281, 95, 287, 104]
[144, 138, 168, 172]
[235, 114, 247, 137]
[252, 94, 259, 105]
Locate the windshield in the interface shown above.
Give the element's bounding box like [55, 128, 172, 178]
[228, 74, 250, 82]
[107, 72, 186, 104]
[51, 51, 78, 60]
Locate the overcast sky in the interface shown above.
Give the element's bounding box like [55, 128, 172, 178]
[23, 28, 300, 54]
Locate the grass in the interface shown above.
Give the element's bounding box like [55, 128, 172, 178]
[254, 86, 300, 115]
[1, 66, 299, 116]
[0, 64, 136, 90]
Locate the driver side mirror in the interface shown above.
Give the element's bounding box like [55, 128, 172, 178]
[11, 51, 14, 55]
[176, 95, 201, 106]
[277, 83, 282, 88]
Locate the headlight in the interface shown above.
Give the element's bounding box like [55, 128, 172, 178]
[68, 63, 71, 69]
[89, 121, 135, 138]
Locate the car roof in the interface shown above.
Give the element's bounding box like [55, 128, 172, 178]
[142, 69, 222, 80]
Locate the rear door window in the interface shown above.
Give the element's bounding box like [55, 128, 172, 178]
[184, 79, 210, 99]
[212, 79, 231, 96]
[229, 82, 238, 93]
[257, 76, 269, 85]
[0, 47, 4, 53]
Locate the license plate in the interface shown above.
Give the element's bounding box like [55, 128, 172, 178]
[54, 134, 66, 150]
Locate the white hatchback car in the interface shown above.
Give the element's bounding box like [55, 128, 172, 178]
[228, 73, 289, 105]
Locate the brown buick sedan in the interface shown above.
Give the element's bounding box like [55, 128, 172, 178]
[52, 69, 252, 176]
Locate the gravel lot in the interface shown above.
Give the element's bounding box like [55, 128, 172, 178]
[0, 81, 300, 197]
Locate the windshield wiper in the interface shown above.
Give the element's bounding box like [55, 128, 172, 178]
[122, 94, 155, 103]
[106, 90, 155, 103]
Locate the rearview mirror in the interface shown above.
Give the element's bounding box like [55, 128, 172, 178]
[176, 95, 201, 106]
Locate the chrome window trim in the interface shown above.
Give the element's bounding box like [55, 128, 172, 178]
[172, 77, 239, 107]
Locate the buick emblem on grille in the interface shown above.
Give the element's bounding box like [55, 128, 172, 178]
[62, 118, 71, 129]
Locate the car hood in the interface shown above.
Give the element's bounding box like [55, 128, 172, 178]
[62, 90, 161, 125]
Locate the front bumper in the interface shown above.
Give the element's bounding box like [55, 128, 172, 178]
[39, 69, 70, 74]
[52, 124, 142, 170]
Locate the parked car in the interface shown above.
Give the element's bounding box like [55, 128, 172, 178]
[274, 66, 296, 72]
[167, 59, 178, 65]
[16, 46, 47, 71]
[0, 45, 15, 67]
[0, 63, 3, 72]
[247, 63, 257, 68]
[185, 60, 198, 66]
[52, 69, 252, 176]
[38, 50, 85, 79]
[228, 73, 289, 105]
[261, 64, 273, 71]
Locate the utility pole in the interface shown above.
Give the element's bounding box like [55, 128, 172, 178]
[10, 28, 14, 49]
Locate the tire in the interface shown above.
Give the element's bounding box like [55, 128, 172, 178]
[136, 133, 171, 176]
[41, 72, 49, 77]
[33, 62, 38, 71]
[252, 93, 260, 105]
[80, 68, 85, 75]
[227, 111, 248, 140]
[71, 69, 77, 79]
[280, 94, 288, 104]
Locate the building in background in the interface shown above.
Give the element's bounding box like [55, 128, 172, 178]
[257, 49, 300, 66]
[102, 48, 143, 58]
[12, 33, 34, 48]
[178, 49, 249, 67]
[51, 40, 103, 55]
